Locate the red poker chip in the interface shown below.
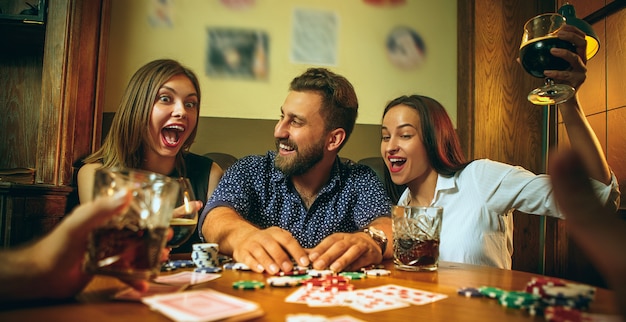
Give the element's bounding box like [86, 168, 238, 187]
[304, 276, 351, 288]
[544, 306, 585, 322]
[321, 284, 354, 292]
[530, 277, 567, 287]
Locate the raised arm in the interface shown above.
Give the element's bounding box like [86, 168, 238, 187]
[545, 24, 611, 185]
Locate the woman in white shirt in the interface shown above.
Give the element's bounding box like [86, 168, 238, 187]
[380, 25, 620, 269]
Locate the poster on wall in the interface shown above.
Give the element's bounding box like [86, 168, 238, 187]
[206, 28, 269, 80]
[148, 0, 174, 28]
[290, 8, 338, 66]
[386, 26, 426, 70]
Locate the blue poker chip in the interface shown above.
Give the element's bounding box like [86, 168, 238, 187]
[457, 287, 483, 298]
[224, 262, 251, 271]
[170, 259, 195, 268]
[194, 266, 222, 273]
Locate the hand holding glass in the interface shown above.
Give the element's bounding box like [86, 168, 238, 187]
[85, 168, 180, 280]
[520, 13, 576, 105]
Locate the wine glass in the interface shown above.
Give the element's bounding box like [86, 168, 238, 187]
[519, 13, 576, 105]
[163, 177, 198, 269]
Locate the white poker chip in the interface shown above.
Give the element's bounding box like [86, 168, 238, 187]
[223, 262, 251, 271]
[543, 285, 593, 298]
[267, 276, 302, 287]
[307, 269, 334, 277]
[364, 269, 391, 276]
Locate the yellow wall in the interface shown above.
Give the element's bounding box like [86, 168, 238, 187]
[105, 0, 457, 125]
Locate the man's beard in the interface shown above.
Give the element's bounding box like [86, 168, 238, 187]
[274, 138, 325, 176]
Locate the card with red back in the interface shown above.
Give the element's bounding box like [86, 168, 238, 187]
[154, 271, 221, 286]
[113, 282, 187, 301]
[142, 289, 263, 322]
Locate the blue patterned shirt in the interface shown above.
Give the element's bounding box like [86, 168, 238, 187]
[198, 151, 391, 248]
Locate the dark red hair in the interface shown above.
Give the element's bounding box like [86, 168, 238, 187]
[382, 95, 469, 176]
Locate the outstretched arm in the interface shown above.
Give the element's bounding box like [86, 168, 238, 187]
[0, 190, 151, 302]
[550, 149, 626, 318]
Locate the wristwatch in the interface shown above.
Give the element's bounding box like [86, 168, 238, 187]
[364, 226, 388, 256]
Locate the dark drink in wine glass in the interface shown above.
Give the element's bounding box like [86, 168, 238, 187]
[163, 177, 198, 269]
[520, 36, 576, 78]
[168, 217, 197, 248]
[519, 13, 576, 105]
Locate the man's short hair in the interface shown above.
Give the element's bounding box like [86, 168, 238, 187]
[289, 68, 358, 150]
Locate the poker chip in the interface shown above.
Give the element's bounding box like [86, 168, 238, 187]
[304, 276, 350, 289]
[307, 269, 334, 278]
[544, 285, 594, 300]
[232, 280, 265, 290]
[339, 271, 367, 280]
[364, 269, 391, 277]
[498, 291, 540, 308]
[321, 284, 354, 292]
[224, 262, 252, 271]
[544, 306, 584, 322]
[464, 279, 597, 315]
[478, 286, 507, 299]
[457, 287, 483, 298]
[531, 277, 567, 287]
[170, 259, 195, 268]
[194, 266, 222, 273]
[160, 263, 176, 272]
[277, 268, 308, 276]
[267, 276, 302, 287]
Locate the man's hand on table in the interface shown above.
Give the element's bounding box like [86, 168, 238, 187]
[232, 227, 310, 275]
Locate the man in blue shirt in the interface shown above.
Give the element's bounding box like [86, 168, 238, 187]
[199, 68, 392, 274]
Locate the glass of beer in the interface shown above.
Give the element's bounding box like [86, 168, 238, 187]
[519, 13, 576, 105]
[392, 205, 443, 271]
[85, 168, 180, 280]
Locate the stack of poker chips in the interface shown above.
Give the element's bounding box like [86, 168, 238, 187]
[303, 275, 355, 292]
[458, 276, 597, 318]
[523, 277, 595, 316]
[191, 243, 221, 273]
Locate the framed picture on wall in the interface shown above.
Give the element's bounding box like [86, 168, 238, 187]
[206, 28, 269, 80]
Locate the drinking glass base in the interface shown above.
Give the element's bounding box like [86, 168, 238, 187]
[528, 83, 575, 105]
[394, 263, 438, 272]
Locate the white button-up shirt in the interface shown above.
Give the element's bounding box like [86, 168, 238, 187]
[397, 159, 620, 269]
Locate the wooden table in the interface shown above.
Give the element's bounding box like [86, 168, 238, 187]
[0, 260, 619, 321]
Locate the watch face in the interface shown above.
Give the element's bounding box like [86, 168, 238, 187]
[368, 227, 386, 240]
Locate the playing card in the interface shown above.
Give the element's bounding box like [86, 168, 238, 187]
[328, 315, 367, 322]
[362, 284, 448, 305]
[154, 271, 221, 286]
[142, 289, 263, 322]
[285, 286, 349, 307]
[113, 282, 187, 301]
[347, 289, 409, 313]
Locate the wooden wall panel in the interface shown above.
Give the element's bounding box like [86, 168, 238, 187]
[607, 107, 626, 204]
[461, 0, 554, 275]
[0, 54, 42, 169]
[606, 9, 626, 110]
